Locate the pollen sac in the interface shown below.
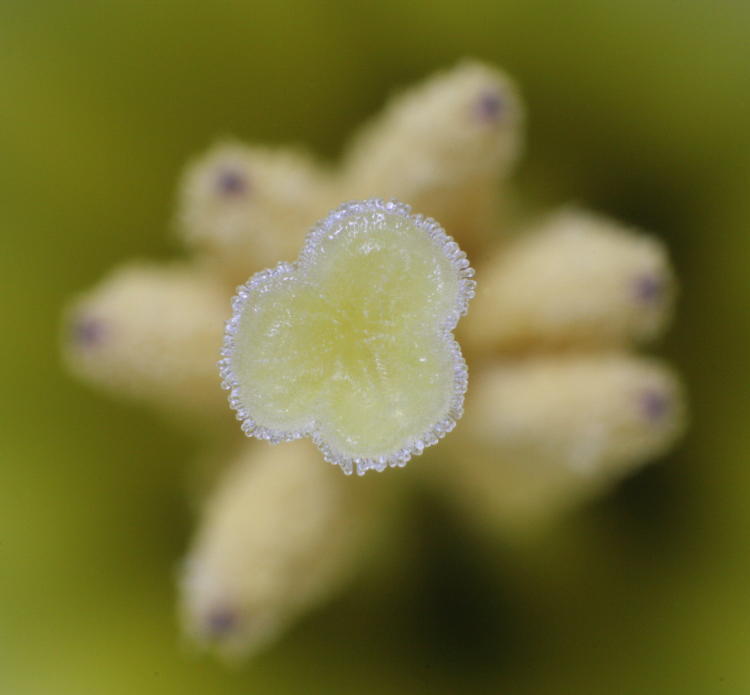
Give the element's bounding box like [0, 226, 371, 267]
[465, 354, 686, 475]
[220, 199, 475, 474]
[63, 263, 228, 418]
[180, 440, 357, 659]
[462, 210, 676, 353]
[342, 61, 523, 252]
[177, 142, 335, 285]
[441, 354, 685, 529]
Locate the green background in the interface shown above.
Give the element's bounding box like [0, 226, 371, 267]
[2, 0, 748, 692]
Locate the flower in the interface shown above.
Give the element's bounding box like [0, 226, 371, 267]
[62, 60, 685, 660]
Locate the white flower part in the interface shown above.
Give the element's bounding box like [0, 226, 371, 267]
[179, 440, 358, 660]
[219, 199, 475, 475]
[64, 263, 228, 417]
[462, 209, 675, 352]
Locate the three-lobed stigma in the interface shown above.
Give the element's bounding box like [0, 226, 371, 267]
[219, 199, 476, 475]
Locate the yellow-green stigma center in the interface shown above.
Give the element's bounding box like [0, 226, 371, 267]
[219, 199, 475, 475]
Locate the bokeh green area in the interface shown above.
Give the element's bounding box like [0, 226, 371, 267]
[2, 0, 749, 693]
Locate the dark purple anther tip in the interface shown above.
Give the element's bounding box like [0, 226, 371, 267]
[206, 607, 238, 637]
[71, 316, 105, 347]
[639, 389, 670, 422]
[216, 169, 248, 197]
[475, 89, 504, 122]
[633, 274, 664, 303]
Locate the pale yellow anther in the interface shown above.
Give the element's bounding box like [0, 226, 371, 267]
[63, 263, 228, 418]
[440, 354, 685, 530]
[462, 210, 675, 353]
[465, 354, 684, 472]
[341, 61, 523, 252]
[220, 200, 474, 474]
[177, 142, 335, 285]
[180, 440, 358, 660]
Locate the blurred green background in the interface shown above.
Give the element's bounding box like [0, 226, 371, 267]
[2, 0, 749, 693]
